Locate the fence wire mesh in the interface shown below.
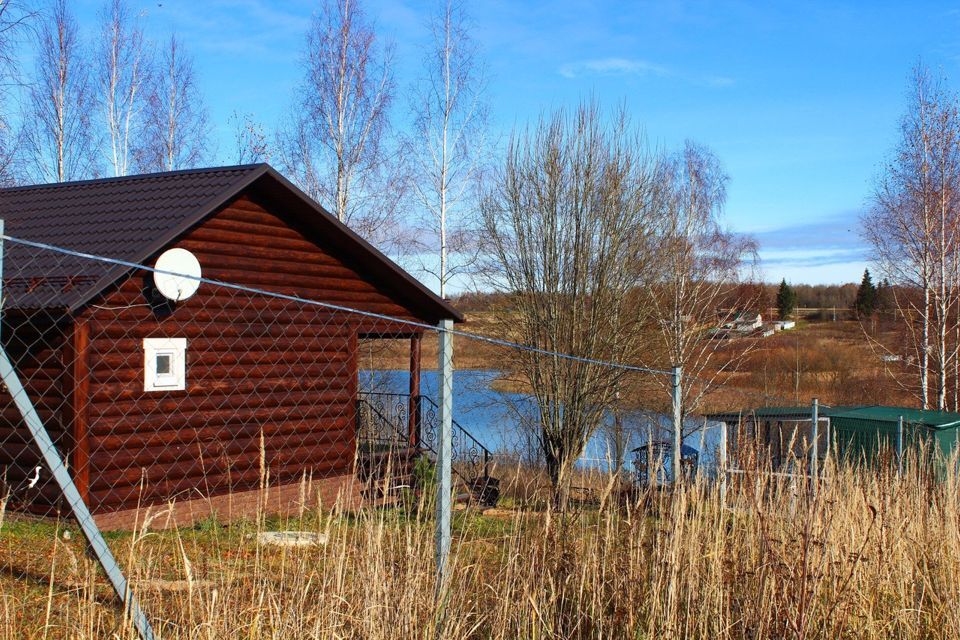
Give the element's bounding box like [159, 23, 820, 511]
[0, 232, 690, 638]
[0, 237, 440, 525]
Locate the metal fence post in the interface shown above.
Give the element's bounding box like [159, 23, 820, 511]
[0, 226, 155, 640]
[897, 415, 904, 476]
[435, 318, 453, 587]
[719, 418, 728, 503]
[671, 366, 682, 484]
[810, 398, 819, 496]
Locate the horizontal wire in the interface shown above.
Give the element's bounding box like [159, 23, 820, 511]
[0, 234, 674, 377]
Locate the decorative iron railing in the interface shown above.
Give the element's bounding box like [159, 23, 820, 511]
[356, 391, 492, 481]
[356, 394, 410, 453]
[417, 394, 491, 481]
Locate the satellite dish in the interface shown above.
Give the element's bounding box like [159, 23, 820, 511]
[153, 248, 202, 301]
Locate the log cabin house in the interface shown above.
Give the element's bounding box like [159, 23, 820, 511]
[0, 164, 462, 529]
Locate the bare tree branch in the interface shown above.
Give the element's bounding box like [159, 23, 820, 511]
[22, 0, 97, 183]
[136, 34, 210, 172]
[95, 0, 150, 177]
[229, 110, 271, 164]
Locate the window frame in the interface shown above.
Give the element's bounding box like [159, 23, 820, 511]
[143, 338, 187, 392]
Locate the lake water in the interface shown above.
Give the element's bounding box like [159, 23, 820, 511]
[361, 369, 724, 476]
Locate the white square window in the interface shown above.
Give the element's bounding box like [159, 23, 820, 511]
[143, 338, 187, 391]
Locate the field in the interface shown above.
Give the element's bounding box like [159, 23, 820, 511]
[368, 302, 913, 412]
[1, 456, 959, 639]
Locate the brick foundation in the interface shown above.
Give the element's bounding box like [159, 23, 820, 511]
[91, 473, 362, 531]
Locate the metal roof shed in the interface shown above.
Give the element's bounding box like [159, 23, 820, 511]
[829, 406, 960, 464]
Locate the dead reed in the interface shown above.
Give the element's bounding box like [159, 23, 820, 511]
[2, 455, 960, 639]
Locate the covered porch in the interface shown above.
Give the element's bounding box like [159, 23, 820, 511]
[354, 332, 496, 505]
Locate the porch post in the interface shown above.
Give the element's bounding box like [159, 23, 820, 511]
[408, 333, 422, 448]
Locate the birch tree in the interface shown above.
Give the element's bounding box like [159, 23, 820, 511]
[643, 141, 759, 428]
[930, 86, 960, 411]
[407, 0, 487, 297]
[0, 1, 33, 184]
[279, 0, 401, 244]
[95, 0, 150, 177]
[865, 65, 960, 410]
[23, 0, 96, 182]
[137, 35, 209, 172]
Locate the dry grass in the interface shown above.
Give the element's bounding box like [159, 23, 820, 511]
[2, 458, 960, 639]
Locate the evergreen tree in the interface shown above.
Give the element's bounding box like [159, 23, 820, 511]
[855, 269, 878, 316]
[876, 277, 892, 312]
[776, 278, 797, 319]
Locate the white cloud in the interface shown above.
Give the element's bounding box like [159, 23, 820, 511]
[559, 57, 670, 79]
[558, 57, 734, 87]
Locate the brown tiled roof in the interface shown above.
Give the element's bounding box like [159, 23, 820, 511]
[1, 166, 258, 310]
[0, 164, 462, 322]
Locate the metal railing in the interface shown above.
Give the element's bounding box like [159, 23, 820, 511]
[357, 391, 492, 481]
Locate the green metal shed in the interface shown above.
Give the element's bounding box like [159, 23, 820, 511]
[708, 404, 960, 472]
[829, 406, 960, 464]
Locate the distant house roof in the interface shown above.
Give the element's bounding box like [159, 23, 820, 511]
[0, 164, 462, 323]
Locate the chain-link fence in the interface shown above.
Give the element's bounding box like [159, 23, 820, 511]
[0, 229, 691, 638]
[7, 227, 960, 638]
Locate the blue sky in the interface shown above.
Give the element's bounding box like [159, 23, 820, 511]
[62, 1, 960, 286]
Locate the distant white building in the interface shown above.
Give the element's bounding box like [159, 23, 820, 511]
[726, 312, 763, 333]
[774, 320, 796, 331]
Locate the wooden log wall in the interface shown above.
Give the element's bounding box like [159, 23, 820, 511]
[78, 193, 426, 514]
[0, 312, 73, 516]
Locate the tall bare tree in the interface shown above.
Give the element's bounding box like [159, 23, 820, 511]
[0, 1, 34, 184]
[137, 35, 209, 172]
[22, 0, 96, 182]
[279, 0, 401, 244]
[480, 103, 662, 503]
[407, 0, 487, 297]
[643, 142, 759, 428]
[865, 65, 960, 410]
[95, 0, 150, 177]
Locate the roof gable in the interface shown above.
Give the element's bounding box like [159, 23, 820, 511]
[0, 164, 461, 323]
